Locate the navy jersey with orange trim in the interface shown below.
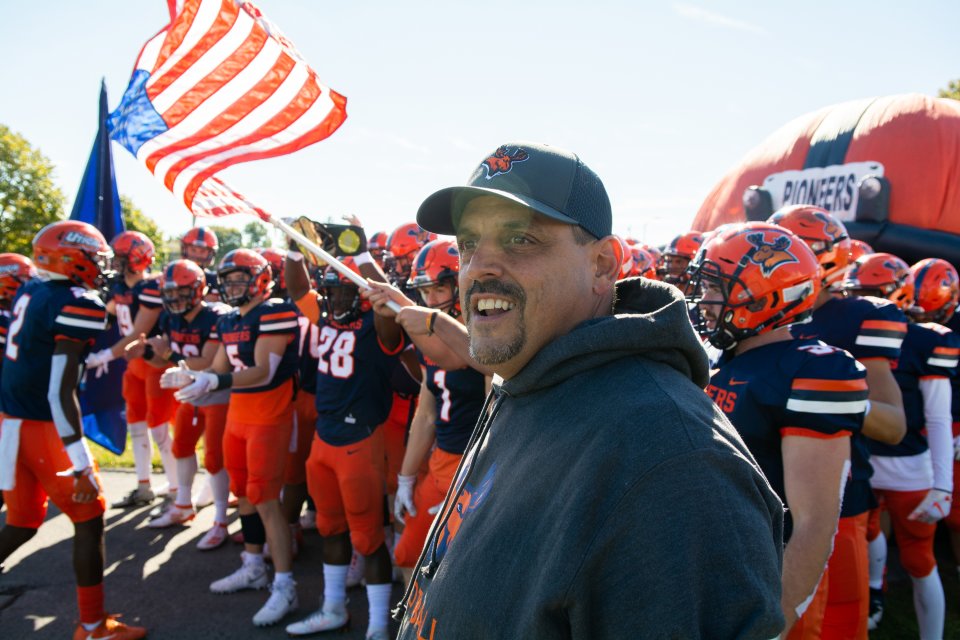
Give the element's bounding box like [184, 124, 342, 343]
[791, 295, 907, 517]
[215, 299, 299, 394]
[710, 338, 866, 540]
[870, 322, 960, 458]
[419, 352, 486, 455]
[0, 309, 9, 413]
[295, 304, 320, 394]
[109, 276, 163, 337]
[313, 309, 402, 446]
[1, 279, 106, 420]
[157, 302, 228, 359]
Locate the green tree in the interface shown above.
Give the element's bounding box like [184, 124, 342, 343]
[243, 221, 273, 249]
[0, 124, 66, 255]
[208, 225, 243, 263]
[939, 79, 960, 100]
[120, 194, 171, 266]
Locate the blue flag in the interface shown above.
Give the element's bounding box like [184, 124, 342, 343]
[71, 80, 128, 455]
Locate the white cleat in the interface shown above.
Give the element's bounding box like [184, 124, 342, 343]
[285, 607, 349, 636]
[346, 550, 365, 588]
[196, 522, 229, 551]
[210, 556, 268, 594]
[252, 580, 298, 627]
[148, 504, 196, 528]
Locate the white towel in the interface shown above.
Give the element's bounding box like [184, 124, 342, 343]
[0, 418, 22, 491]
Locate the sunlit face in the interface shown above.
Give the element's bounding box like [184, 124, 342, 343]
[417, 281, 457, 314]
[221, 271, 251, 307]
[183, 244, 215, 268]
[663, 254, 691, 283]
[456, 197, 597, 379]
[697, 280, 725, 332]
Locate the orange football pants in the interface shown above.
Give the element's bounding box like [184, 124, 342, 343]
[820, 512, 869, 639]
[306, 428, 386, 555]
[394, 448, 462, 568]
[787, 567, 829, 640]
[873, 488, 937, 577]
[172, 401, 228, 474]
[2, 419, 106, 529]
[122, 358, 177, 427]
[946, 421, 960, 531]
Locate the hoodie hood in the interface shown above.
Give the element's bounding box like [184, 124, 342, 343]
[501, 277, 709, 397]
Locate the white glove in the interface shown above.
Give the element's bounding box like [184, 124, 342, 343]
[394, 474, 417, 524]
[160, 366, 194, 389]
[954, 435, 960, 462]
[907, 488, 952, 523]
[84, 348, 115, 379]
[174, 371, 219, 403]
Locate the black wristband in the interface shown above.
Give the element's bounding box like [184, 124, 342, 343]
[427, 310, 439, 336]
[167, 351, 185, 364]
[215, 373, 234, 390]
[143, 344, 155, 360]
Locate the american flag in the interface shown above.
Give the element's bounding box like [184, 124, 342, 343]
[108, 0, 347, 219]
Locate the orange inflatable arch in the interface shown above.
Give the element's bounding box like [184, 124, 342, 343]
[693, 93, 960, 267]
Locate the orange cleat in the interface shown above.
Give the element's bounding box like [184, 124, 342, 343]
[74, 614, 147, 640]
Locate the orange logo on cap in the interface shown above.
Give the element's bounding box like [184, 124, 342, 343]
[482, 146, 529, 179]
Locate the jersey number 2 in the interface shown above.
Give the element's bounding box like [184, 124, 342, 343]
[5, 294, 31, 361]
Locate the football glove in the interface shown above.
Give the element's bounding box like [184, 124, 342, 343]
[174, 371, 219, 403]
[84, 348, 115, 379]
[160, 366, 194, 389]
[394, 474, 417, 524]
[907, 488, 952, 523]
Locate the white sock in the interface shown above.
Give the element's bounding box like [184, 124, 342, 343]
[911, 568, 945, 640]
[129, 421, 151, 483]
[175, 455, 198, 507]
[274, 570, 294, 587]
[868, 533, 887, 589]
[365, 583, 392, 633]
[322, 564, 348, 611]
[211, 468, 230, 523]
[150, 423, 178, 491]
[242, 550, 265, 568]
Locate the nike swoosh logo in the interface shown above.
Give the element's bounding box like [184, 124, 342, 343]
[346, 449, 360, 456]
[728, 378, 748, 386]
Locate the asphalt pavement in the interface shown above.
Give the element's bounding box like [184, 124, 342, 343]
[0, 470, 405, 639]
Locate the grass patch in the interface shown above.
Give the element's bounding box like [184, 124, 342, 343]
[91, 433, 204, 470]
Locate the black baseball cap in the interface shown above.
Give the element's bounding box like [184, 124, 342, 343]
[416, 141, 612, 239]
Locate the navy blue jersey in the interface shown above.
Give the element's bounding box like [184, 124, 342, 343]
[215, 299, 300, 394]
[158, 303, 227, 359]
[791, 295, 907, 517]
[710, 338, 866, 540]
[109, 276, 163, 337]
[312, 309, 402, 446]
[419, 352, 485, 454]
[204, 268, 220, 298]
[296, 307, 320, 394]
[870, 322, 960, 458]
[948, 312, 960, 424]
[1, 279, 107, 420]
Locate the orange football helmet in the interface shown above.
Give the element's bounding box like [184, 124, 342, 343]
[160, 259, 207, 314]
[110, 231, 155, 274]
[687, 222, 821, 350]
[629, 246, 658, 279]
[257, 247, 286, 294]
[181, 226, 219, 268]
[408, 240, 461, 316]
[909, 258, 959, 323]
[661, 231, 704, 285]
[32, 220, 112, 290]
[369, 231, 388, 265]
[615, 237, 634, 279]
[842, 253, 915, 310]
[848, 239, 874, 264]
[385, 222, 432, 283]
[217, 249, 272, 307]
[767, 205, 851, 287]
[0, 253, 37, 304]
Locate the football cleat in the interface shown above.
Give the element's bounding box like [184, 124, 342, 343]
[148, 493, 174, 519]
[72, 614, 147, 640]
[196, 522, 229, 551]
[111, 485, 156, 509]
[867, 587, 884, 630]
[210, 555, 269, 594]
[147, 504, 196, 528]
[285, 607, 349, 636]
[252, 580, 298, 627]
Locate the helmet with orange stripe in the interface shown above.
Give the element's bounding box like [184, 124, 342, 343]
[0, 253, 37, 307]
[909, 258, 959, 324]
[841, 253, 915, 311]
[160, 259, 207, 315]
[217, 249, 273, 307]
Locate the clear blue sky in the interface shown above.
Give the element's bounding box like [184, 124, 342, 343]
[2, 1, 957, 245]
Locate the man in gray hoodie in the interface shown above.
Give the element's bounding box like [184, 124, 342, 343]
[392, 141, 785, 639]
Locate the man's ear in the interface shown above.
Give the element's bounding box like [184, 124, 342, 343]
[593, 236, 621, 293]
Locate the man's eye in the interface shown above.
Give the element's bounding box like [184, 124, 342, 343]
[508, 235, 531, 246]
[458, 240, 477, 252]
